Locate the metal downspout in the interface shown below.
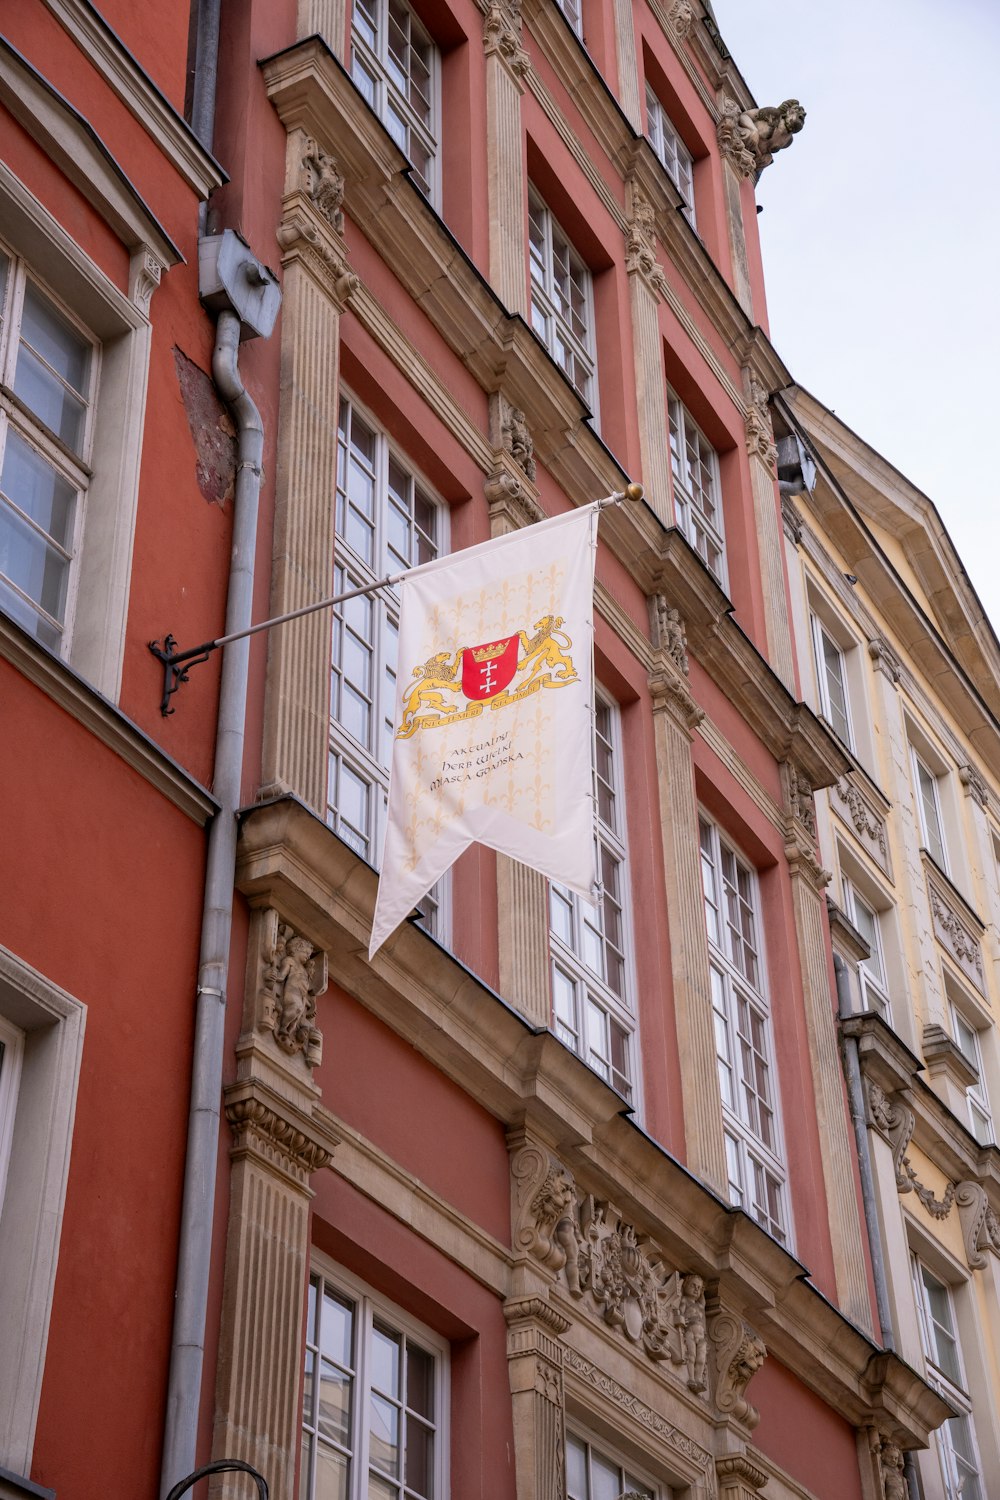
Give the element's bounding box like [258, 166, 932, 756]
[160, 309, 264, 1497]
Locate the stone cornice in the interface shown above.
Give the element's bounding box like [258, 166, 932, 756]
[235, 795, 944, 1447]
[41, 0, 226, 198]
[0, 613, 216, 825]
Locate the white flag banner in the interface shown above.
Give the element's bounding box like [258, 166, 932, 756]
[370, 504, 599, 957]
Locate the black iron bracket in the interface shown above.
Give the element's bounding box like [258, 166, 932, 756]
[148, 634, 219, 716]
[164, 1458, 268, 1500]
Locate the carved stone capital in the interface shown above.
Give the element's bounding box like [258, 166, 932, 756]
[224, 1084, 336, 1186]
[650, 593, 689, 675]
[959, 763, 989, 810]
[503, 1295, 572, 1336]
[483, 0, 530, 79]
[956, 1180, 1000, 1270]
[716, 1453, 769, 1494]
[868, 637, 901, 686]
[276, 193, 358, 309]
[649, 667, 705, 731]
[129, 248, 163, 314]
[744, 374, 777, 468]
[708, 1308, 766, 1429]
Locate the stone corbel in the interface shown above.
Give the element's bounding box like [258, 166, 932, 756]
[708, 1305, 767, 1431]
[717, 97, 806, 177]
[865, 1081, 915, 1191]
[868, 638, 901, 687]
[956, 1181, 1000, 1271]
[510, 1137, 584, 1289]
[648, 595, 703, 730]
[959, 763, 989, 810]
[128, 247, 165, 315]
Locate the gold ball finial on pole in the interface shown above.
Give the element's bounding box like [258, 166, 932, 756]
[624, 482, 643, 504]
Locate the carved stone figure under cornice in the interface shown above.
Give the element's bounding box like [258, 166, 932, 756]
[301, 138, 345, 231]
[263, 921, 326, 1067]
[875, 1435, 909, 1500]
[744, 374, 777, 467]
[785, 761, 817, 840]
[502, 403, 536, 481]
[652, 595, 689, 675]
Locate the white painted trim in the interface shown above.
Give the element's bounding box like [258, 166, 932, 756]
[0, 947, 86, 1476]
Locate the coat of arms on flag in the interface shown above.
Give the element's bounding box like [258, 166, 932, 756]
[369, 505, 599, 957]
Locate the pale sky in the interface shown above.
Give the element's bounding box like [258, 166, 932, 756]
[713, 1, 1000, 636]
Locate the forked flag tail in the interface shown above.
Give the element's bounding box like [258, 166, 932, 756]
[369, 503, 600, 958]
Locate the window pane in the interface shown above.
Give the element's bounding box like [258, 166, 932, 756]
[318, 1364, 352, 1447]
[406, 1343, 434, 1420]
[20, 283, 90, 392]
[369, 1392, 400, 1476]
[315, 1445, 350, 1500]
[372, 1324, 401, 1395]
[405, 1414, 433, 1498]
[321, 1291, 354, 1366]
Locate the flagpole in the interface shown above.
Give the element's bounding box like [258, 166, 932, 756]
[149, 484, 643, 714]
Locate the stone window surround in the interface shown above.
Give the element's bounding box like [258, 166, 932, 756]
[0, 945, 86, 1479]
[0, 39, 176, 702]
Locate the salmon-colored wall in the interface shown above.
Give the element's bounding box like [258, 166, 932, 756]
[0, 666, 206, 1498]
[754, 1357, 864, 1500]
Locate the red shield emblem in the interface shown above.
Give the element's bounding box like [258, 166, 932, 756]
[462, 636, 519, 701]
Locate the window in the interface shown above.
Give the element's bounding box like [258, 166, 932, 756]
[550, 697, 637, 1103]
[352, 0, 438, 202]
[810, 615, 852, 748]
[911, 1257, 985, 1500]
[667, 391, 725, 586]
[553, 0, 583, 37]
[302, 1264, 447, 1500]
[912, 749, 948, 871]
[645, 84, 695, 227]
[528, 190, 596, 409]
[0, 1014, 23, 1213]
[700, 815, 788, 1243]
[842, 878, 892, 1024]
[0, 245, 96, 654]
[567, 1432, 657, 1500]
[950, 1003, 993, 1145]
[330, 396, 447, 936]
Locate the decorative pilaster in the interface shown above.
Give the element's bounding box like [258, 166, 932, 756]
[297, 0, 347, 54]
[716, 1454, 769, 1500]
[782, 762, 872, 1332]
[716, 96, 755, 316]
[743, 373, 794, 688]
[504, 1297, 570, 1500]
[625, 178, 672, 526]
[648, 598, 728, 1194]
[611, 0, 642, 128]
[484, 0, 530, 313]
[260, 131, 357, 811]
[211, 908, 340, 1500]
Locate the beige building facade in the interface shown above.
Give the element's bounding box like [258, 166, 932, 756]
[778, 386, 1000, 1500]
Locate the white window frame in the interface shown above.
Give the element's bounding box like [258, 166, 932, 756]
[667, 389, 726, 588]
[911, 747, 949, 873]
[810, 613, 853, 750]
[0, 165, 153, 700]
[351, 0, 440, 205]
[566, 1429, 659, 1499]
[329, 394, 449, 940]
[0, 945, 86, 1476]
[553, 0, 584, 38]
[841, 876, 892, 1025]
[950, 1000, 993, 1145]
[700, 814, 789, 1244]
[549, 693, 639, 1107]
[528, 188, 598, 413]
[0, 248, 98, 657]
[911, 1255, 985, 1500]
[645, 83, 696, 228]
[0, 1013, 23, 1214]
[302, 1258, 449, 1500]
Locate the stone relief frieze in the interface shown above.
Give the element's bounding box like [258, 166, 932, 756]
[511, 1145, 708, 1391]
[834, 778, 890, 872]
[561, 1348, 716, 1486]
[928, 886, 985, 992]
[261, 914, 326, 1067]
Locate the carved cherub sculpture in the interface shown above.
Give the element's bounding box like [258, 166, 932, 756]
[877, 1439, 909, 1500]
[676, 1273, 708, 1392]
[273, 932, 322, 1059]
[737, 100, 806, 170]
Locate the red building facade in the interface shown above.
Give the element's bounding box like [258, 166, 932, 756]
[0, 3, 949, 1500]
